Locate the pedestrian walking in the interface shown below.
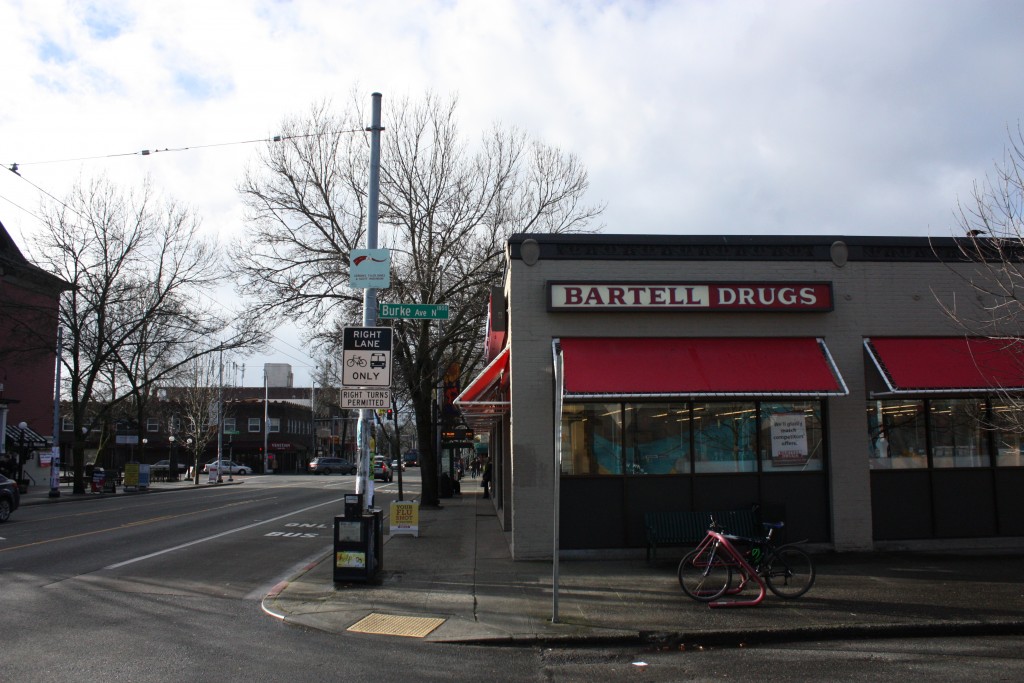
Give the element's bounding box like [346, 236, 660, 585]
[481, 457, 492, 499]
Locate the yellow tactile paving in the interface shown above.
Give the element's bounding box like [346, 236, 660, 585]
[346, 613, 447, 638]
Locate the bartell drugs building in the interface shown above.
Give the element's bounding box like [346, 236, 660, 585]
[456, 233, 1024, 560]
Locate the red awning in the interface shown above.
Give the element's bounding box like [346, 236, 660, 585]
[558, 337, 847, 398]
[865, 337, 1024, 393]
[454, 347, 510, 420]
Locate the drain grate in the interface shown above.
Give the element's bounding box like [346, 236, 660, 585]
[347, 613, 446, 638]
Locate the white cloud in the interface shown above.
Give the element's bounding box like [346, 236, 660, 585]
[3, 0, 1024, 382]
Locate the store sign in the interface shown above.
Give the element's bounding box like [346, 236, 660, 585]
[390, 501, 420, 537]
[770, 413, 809, 466]
[548, 281, 833, 312]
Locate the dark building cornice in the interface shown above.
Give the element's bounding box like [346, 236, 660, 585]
[508, 233, 1013, 264]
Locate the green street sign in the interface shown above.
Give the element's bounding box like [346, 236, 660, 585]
[378, 303, 450, 320]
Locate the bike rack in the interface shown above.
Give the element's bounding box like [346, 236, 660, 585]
[706, 531, 766, 608]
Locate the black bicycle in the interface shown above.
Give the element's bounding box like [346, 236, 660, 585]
[678, 518, 815, 603]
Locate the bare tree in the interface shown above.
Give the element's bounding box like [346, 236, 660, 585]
[31, 175, 264, 493]
[161, 356, 221, 483]
[940, 124, 1024, 434]
[233, 92, 603, 504]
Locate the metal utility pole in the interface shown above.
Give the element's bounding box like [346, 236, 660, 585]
[263, 369, 269, 474]
[217, 345, 225, 482]
[50, 326, 62, 498]
[356, 92, 383, 510]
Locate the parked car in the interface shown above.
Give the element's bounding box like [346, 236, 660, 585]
[373, 456, 393, 482]
[309, 457, 357, 475]
[390, 458, 405, 472]
[150, 460, 187, 476]
[202, 460, 251, 475]
[0, 474, 20, 523]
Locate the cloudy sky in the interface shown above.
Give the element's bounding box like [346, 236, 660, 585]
[3, 0, 1024, 385]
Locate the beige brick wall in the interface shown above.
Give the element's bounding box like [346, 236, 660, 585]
[504, 251, 997, 559]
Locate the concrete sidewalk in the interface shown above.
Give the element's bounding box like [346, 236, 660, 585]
[20, 480, 1024, 645]
[262, 490, 1024, 645]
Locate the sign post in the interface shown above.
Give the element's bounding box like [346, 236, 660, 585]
[354, 92, 383, 517]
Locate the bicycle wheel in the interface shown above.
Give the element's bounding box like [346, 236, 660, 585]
[764, 546, 815, 599]
[678, 546, 731, 601]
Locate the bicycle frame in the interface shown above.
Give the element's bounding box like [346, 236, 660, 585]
[696, 530, 767, 608]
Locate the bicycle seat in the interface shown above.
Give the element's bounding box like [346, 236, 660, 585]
[762, 521, 785, 529]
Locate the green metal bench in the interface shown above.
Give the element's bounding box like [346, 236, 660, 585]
[644, 508, 761, 564]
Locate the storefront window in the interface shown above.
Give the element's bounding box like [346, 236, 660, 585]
[991, 400, 1024, 466]
[759, 402, 823, 472]
[560, 403, 623, 475]
[930, 398, 989, 468]
[693, 402, 757, 473]
[624, 403, 691, 474]
[866, 400, 927, 469]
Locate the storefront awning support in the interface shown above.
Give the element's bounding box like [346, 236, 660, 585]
[552, 339, 563, 623]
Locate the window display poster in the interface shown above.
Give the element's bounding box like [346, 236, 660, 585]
[770, 413, 809, 465]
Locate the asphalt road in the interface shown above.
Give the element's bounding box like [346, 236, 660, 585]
[1, 472, 533, 683]
[3, 473, 1023, 682]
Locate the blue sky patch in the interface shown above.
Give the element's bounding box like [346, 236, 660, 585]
[37, 37, 74, 64]
[82, 4, 128, 40]
[173, 70, 234, 100]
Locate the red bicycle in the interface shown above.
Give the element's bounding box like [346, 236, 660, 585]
[677, 518, 815, 607]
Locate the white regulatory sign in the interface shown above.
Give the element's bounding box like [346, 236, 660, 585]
[341, 327, 393, 387]
[342, 389, 391, 409]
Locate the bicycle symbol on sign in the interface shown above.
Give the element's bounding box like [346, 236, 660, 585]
[346, 356, 367, 368]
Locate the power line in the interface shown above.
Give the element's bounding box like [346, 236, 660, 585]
[2, 168, 319, 375]
[6, 127, 366, 168]
[0, 190, 42, 222]
[1, 125, 370, 377]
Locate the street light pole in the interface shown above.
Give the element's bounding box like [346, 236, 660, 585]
[169, 435, 177, 482]
[50, 325, 62, 498]
[17, 421, 28, 493]
[217, 345, 224, 484]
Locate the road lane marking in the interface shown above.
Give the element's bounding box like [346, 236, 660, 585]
[104, 497, 346, 569]
[246, 545, 331, 601]
[0, 498, 261, 554]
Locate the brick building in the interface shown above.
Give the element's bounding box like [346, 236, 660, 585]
[0, 219, 70, 487]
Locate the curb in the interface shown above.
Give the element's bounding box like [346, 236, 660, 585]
[20, 480, 244, 506]
[436, 618, 1024, 648]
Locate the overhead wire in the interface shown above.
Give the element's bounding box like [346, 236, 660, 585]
[1, 126, 369, 376]
[6, 127, 366, 168]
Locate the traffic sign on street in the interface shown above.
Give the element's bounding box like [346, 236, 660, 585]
[342, 327, 393, 387]
[342, 389, 391, 409]
[378, 303, 449, 320]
